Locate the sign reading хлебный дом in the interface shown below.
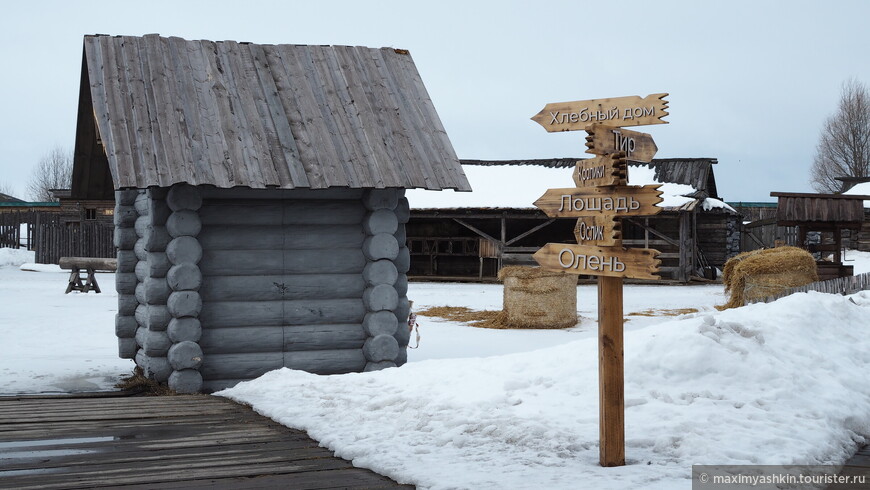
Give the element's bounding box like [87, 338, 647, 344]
[531, 93, 669, 132]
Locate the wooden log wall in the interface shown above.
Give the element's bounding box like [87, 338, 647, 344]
[114, 189, 141, 360]
[179, 187, 411, 393]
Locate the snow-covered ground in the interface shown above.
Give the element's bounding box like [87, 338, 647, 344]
[3, 246, 870, 489]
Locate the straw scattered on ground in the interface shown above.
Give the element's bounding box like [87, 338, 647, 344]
[115, 367, 178, 396]
[417, 306, 521, 329]
[627, 308, 699, 317]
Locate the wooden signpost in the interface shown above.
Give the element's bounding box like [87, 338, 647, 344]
[531, 93, 668, 467]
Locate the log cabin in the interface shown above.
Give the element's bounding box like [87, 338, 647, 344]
[72, 34, 470, 393]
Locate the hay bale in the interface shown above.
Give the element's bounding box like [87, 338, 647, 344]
[497, 266, 577, 328]
[718, 246, 817, 310]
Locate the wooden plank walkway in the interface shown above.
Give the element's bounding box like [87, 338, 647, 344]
[0, 394, 413, 489]
[832, 445, 870, 489]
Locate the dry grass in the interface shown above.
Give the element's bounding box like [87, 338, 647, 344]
[627, 307, 699, 317]
[417, 305, 557, 329]
[115, 367, 178, 396]
[718, 246, 817, 310]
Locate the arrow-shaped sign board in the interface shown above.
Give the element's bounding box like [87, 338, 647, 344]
[574, 215, 621, 247]
[585, 124, 658, 163]
[531, 93, 669, 132]
[533, 243, 661, 280]
[573, 154, 627, 188]
[534, 185, 664, 218]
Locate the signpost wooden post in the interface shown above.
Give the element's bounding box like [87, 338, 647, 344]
[531, 93, 668, 467]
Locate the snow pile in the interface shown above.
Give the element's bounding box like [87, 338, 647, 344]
[844, 182, 870, 208]
[220, 292, 870, 489]
[846, 249, 870, 275]
[0, 247, 34, 267]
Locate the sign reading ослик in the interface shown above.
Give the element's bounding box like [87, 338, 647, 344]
[530, 93, 669, 132]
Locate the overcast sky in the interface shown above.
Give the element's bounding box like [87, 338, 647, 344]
[2, 0, 868, 202]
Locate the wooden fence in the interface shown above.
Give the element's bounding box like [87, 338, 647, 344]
[754, 272, 870, 303]
[0, 211, 115, 263]
[0, 211, 36, 249]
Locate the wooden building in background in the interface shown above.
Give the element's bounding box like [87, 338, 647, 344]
[408, 158, 740, 282]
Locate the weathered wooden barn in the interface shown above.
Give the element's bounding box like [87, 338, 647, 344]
[72, 34, 470, 393]
[407, 158, 740, 282]
[771, 192, 870, 279]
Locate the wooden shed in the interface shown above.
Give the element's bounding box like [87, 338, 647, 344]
[771, 192, 870, 280]
[72, 34, 470, 393]
[406, 158, 739, 282]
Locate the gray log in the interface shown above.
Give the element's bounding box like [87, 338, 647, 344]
[135, 305, 171, 331]
[167, 183, 203, 212]
[365, 361, 397, 372]
[166, 236, 203, 265]
[135, 215, 151, 239]
[143, 226, 171, 252]
[363, 334, 399, 362]
[166, 210, 202, 238]
[394, 274, 408, 297]
[134, 193, 150, 216]
[116, 250, 137, 273]
[199, 187, 363, 201]
[168, 317, 202, 343]
[144, 278, 170, 305]
[363, 234, 399, 261]
[364, 284, 398, 311]
[142, 354, 172, 382]
[118, 337, 137, 359]
[116, 273, 137, 295]
[135, 261, 149, 282]
[167, 263, 202, 291]
[115, 314, 137, 338]
[199, 249, 364, 276]
[168, 369, 203, 394]
[145, 252, 171, 278]
[115, 228, 138, 249]
[199, 352, 284, 380]
[363, 311, 398, 336]
[394, 322, 411, 347]
[168, 341, 204, 370]
[135, 281, 145, 304]
[197, 324, 365, 354]
[394, 298, 411, 324]
[199, 201, 365, 226]
[363, 209, 398, 236]
[168, 291, 203, 318]
[116, 189, 140, 206]
[395, 347, 407, 366]
[59, 257, 117, 271]
[394, 224, 406, 246]
[363, 260, 398, 286]
[198, 274, 365, 302]
[198, 225, 364, 250]
[199, 298, 365, 328]
[141, 330, 171, 357]
[114, 206, 138, 227]
[134, 239, 148, 261]
[199, 326, 283, 354]
[363, 189, 398, 211]
[118, 294, 138, 316]
[148, 193, 171, 225]
[394, 246, 410, 273]
[283, 349, 366, 374]
[395, 197, 410, 224]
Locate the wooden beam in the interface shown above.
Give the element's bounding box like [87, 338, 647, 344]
[452, 218, 501, 246]
[505, 219, 557, 246]
[623, 217, 680, 248]
[598, 275, 624, 466]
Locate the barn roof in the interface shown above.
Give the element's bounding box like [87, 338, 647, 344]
[71, 34, 470, 199]
[771, 192, 870, 227]
[0, 192, 24, 203]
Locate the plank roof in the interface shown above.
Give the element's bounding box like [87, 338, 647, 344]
[71, 34, 470, 199]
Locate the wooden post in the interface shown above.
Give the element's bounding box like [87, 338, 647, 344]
[598, 274, 625, 466]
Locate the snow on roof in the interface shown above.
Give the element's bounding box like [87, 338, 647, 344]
[844, 182, 870, 208]
[407, 162, 733, 212]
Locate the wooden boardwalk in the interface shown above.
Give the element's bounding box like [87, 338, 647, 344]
[0, 394, 413, 489]
[833, 445, 870, 489]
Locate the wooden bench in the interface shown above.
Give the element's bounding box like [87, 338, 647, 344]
[59, 257, 117, 294]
